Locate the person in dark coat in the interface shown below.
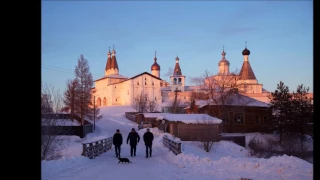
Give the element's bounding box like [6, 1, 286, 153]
[143, 128, 154, 158]
[113, 129, 123, 158]
[126, 128, 140, 157]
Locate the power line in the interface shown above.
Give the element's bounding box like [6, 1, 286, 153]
[42, 64, 74, 71]
[41, 66, 101, 79]
[42, 66, 74, 75]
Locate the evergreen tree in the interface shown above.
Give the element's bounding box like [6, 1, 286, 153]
[268, 81, 293, 145]
[73, 54, 102, 125]
[63, 78, 79, 119]
[291, 84, 313, 151]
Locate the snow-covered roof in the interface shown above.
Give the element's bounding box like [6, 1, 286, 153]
[143, 113, 170, 118]
[157, 114, 222, 124]
[160, 85, 201, 91]
[262, 88, 269, 93]
[160, 101, 190, 107]
[185, 94, 270, 109]
[41, 119, 81, 126]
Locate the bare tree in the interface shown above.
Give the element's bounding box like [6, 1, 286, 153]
[167, 98, 184, 114]
[41, 84, 70, 160]
[191, 70, 250, 119]
[63, 78, 78, 119]
[196, 115, 221, 152]
[132, 93, 148, 113]
[147, 100, 159, 112]
[187, 92, 198, 114]
[167, 88, 184, 114]
[74, 54, 95, 125]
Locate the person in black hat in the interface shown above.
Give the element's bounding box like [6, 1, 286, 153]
[113, 129, 123, 158]
[126, 128, 140, 157]
[143, 128, 154, 158]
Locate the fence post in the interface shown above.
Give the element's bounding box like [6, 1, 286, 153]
[178, 143, 181, 154]
[82, 144, 87, 156]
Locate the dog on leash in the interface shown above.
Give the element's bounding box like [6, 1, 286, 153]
[118, 157, 132, 164]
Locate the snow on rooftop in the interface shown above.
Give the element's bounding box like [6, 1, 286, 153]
[42, 119, 81, 126]
[185, 94, 270, 109]
[143, 113, 170, 118]
[158, 113, 222, 124]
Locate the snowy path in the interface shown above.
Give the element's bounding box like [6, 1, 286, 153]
[42, 106, 313, 180]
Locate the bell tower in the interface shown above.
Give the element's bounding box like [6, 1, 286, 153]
[170, 55, 185, 92]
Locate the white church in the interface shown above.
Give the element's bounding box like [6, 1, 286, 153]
[92, 44, 270, 110]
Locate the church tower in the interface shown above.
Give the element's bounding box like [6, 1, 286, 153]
[218, 46, 230, 74]
[238, 42, 257, 84]
[237, 41, 263, 94]
[151, 51, 160, 78]
[105, 46, 119, 76]
[170, 55, 185, 92]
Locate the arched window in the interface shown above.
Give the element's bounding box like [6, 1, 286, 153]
[174, 78, 177, 85]
[178, 78, 182, 84]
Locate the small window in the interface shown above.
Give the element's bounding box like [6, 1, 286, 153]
[116, 99, 117, 101]
[152, 82, 154, 85]
[174, 78, 177, 85]
[145, 78, 146, 80]
[263, 116, 268, 122]
[115, 86, 116, 88]
[255, 116, 260, 124]
[155, 97, 157, 101]
[222, 114, 229, 124]
[145, 82, 147, 85]
[137, 82, 139, 85]
[234, 112, 244, 124]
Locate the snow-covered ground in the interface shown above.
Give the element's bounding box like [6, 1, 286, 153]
[42, 106, 313, 180]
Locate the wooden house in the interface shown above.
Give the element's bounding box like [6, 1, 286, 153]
[156, 114, 222, 141]
[185, 93, 272, 133]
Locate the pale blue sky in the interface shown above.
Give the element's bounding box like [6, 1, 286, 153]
[42, 1, 313, 93]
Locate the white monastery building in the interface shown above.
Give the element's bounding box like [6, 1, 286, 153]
[92, 44, 271, 109]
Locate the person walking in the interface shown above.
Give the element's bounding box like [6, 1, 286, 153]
[126, 128, 140, 157]
[113, 129, 123, 158]
[143, 128, 154, 158]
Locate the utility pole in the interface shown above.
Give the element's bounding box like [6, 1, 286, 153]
[93, 95, 96, 130]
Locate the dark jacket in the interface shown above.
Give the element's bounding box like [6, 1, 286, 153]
[113, 133, 123, 146]
[127, 132, 140, 145]
[143, 132, 154, 146]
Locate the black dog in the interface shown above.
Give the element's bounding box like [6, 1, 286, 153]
[118, 157, 132, 164]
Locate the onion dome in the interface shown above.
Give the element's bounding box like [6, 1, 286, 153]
[219, 48, 230, 66]
[242, 41, 250, 55]
[151, 51, 160, 71]
[242, 48, 250, 56]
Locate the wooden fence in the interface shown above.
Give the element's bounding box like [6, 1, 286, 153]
[163, 136, 182, 155]
[125, 112, 138, 121]
[41, 123, 93, 138]
[220, 136, 246, 147]
[82, 137, 113, 159]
